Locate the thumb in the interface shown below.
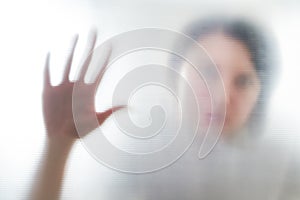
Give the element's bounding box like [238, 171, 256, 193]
[96, 105, 126, 125]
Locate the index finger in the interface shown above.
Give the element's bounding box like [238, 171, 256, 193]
[93, 44, 112, 89]
[78, 29, 98, 82]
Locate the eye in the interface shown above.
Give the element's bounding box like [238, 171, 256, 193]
[235, 74, 255, 89]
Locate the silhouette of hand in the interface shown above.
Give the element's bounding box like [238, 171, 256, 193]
[42, 32, 124, 140]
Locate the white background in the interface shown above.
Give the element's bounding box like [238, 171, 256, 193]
[0, 0, 300, 199]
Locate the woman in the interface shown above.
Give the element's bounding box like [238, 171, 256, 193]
[30, 17, 299, 200]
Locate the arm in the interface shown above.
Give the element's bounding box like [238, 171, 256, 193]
[29, 32, 123, 200]
[30, 137, 75, 200]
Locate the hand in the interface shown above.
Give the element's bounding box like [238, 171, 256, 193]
[42, 32, 124, 140]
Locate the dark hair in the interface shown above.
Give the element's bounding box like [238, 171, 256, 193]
[173, 16, 280, 134]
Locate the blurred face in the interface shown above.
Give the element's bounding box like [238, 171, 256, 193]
[185, 32, 261, 134]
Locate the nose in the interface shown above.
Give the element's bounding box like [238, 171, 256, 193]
[211, 79, 232, 112]
[224, 85, 232, 107]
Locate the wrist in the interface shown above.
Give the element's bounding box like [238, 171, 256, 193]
[45, 135, 76, 155]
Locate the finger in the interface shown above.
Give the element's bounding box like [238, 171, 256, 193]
[93, 44, 112, 88]
[78, 29, 97, 81]
[63, 34, 79, 81]
[96, 105, 126, 125]
[44, 52, 51, 87]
